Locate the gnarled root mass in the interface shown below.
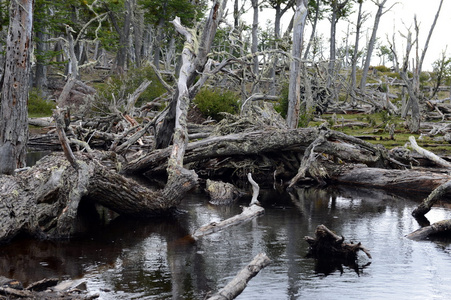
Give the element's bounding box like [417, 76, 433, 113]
[304, 224, 372, 261]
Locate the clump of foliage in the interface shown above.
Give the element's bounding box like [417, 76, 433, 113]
[274, 82, 289, 118]
[374, 65, 391, 72]
[193, 87, 239, 120]
[93, 65, 166, 115]
[28, 88, 56, 117]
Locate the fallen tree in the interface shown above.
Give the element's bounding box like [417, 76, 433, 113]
[0, 150, 196, 243]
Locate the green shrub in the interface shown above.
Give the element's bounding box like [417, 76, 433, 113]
[193, 87, 239, 120]
[28, 88, 56, 117]
[385, 72, 401, 79]
[94, 65, 166, 114]
[374, 65, 391, 72]
[274, 82, 289, 118]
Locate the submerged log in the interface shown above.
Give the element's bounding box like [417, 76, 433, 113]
[305, 224, 371, 261]
[406, 219, 451, 240]
[192, 204, 265, 240]
[207, 253, 271, 300]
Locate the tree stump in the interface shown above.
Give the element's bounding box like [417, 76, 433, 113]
[304, 224, 371, 261]
[205, 179, 240, 205]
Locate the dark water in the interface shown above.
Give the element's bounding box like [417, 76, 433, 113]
[1, 186, 451, 299]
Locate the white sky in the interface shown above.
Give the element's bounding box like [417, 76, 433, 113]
[230, 0, 451, 71]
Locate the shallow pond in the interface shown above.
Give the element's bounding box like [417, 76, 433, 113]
[1, 186, 451, 299]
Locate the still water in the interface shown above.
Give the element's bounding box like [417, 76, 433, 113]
[1, 186, 451, 299]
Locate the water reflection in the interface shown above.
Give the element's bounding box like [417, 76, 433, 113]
[0, 187, 451, 299]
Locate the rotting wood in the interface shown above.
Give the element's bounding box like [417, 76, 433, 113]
[304, 224, 371, 261]
[206, 179, 241, 205]
[0, 151, 196, 243]
[326, 163, 451, 195]
[123, 127, 393, 176]
[206, 253, 271, 300]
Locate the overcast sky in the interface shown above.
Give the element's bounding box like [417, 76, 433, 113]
[232, 0, 450, 71]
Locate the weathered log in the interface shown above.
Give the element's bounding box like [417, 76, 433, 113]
[327, 163, 451, 195]
[412, 179, 451, 217]
[304, 224, 371, 261]
[193, 174, 264, 240]
[206, 179, 240, 205]
[406, 219, 451, 240]
[409, 135, 451, 168]
[0, 151, 196, 243]
[207, 253, 271, 300]
[192, 203, 264, 240]
[123, 127, 392, 175]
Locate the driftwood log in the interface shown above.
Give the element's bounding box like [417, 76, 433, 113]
[192, 174, 264, 240]
[406, 219, 451, 240]
[305, 224, 371, 261]
[207, 253, 271, 300]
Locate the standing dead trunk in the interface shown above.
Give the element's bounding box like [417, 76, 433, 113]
[0, 0, 34, 175]
[286, 0, 308, 129]
[251, 0, 259, 76]
[155, 0, 227, 149]
[359, 0, 389, 91]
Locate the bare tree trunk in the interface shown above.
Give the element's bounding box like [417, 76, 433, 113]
[0, 0, 34, 175]
[286, 0, 308, 128]
[359, 0, 388, 91]
[251, 0, 259, 76]
[107, 0, 131, 73]
[350, 0, 363, 95]
[131, 0, 144, 68]
[303, 0, 320, 60]
[34, 14, 48, 92]
[155, 0, 228, 149]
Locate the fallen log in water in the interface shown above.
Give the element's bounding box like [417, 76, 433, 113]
[327, 163, 451, 196]
[206, 253, 271, 300]
[412, 180, 451, 217]
[406, 219, 451, 240]
[0, 151, 197, 243]
[192, 174, 263, 240]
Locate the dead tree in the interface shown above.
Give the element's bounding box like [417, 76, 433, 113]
[0, 0, 34, 175]
[155, 0, 227, 148]
[286, 0, 308, 128]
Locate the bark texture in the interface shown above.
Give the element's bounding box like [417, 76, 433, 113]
[0, 151, 195, 243]
[0, 0, 34, 174]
